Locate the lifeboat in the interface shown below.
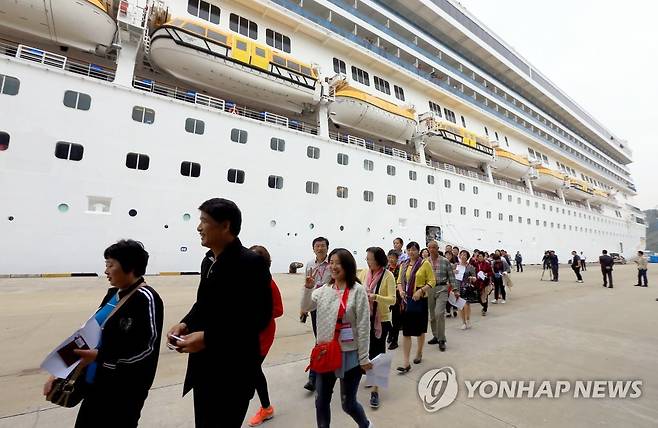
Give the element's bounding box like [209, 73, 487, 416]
[492, 148, 535, 180]
[532, 167, 567, 192]
[328, 83, 417, 142]
[0, 0, 116, 54]
[416, 114, 494, 167]
[149, 18, 320, 112]
[562, 179, 595, 201]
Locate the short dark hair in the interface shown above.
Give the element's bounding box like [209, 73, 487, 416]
[249, 245, 272, 268]
[638, 250, 644, 255]
[198, 198, 242, 236]
[387, 249, 399, 258]
[366, 247, 388, 268]
[602, 249, 608, 254]
[394, 237, 404, 245]
[406, 241, 420, 251]
[312, 236, 329, 247]
[328, 248, 360, 289]
[460, 250, 471, 260]
[453, 247, 460, 252]
[104, 239, 149, 277]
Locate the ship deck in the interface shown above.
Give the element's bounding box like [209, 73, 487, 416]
[0, 264, 656, 427]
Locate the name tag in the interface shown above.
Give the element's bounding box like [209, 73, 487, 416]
[339, 323, 354, 342]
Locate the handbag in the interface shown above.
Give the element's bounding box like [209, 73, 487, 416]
[306, 287, 350, 374]
[46, 283, 144, 407]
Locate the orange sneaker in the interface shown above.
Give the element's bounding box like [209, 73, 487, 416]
[248, 406, 274, 426]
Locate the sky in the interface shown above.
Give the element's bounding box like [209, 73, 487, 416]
[457, 0, 658, 210]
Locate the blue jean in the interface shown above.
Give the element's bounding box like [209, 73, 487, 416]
[315, 365, 369, 428]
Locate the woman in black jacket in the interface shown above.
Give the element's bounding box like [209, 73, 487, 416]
[43, 240, 164, 428]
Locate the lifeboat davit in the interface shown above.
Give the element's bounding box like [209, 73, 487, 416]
[532, 167, 567, 192]
[0, 0, 116, 53]
[417, 114, 494, 167]
[493, 148, 535, 180]
[328, 84, 417, 142]
[149, 18, 320, 112]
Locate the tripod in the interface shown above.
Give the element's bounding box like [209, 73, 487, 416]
[540, 264, 553, 281]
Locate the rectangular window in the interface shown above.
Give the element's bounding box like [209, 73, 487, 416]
[508, 195, 513, 202]
[484, 126, 489, 136]
[268, 175, 284, 189]
[497, 192, 503, 200]
[231, 128, 248, 144]
[125, 152, 149, 170]
[337, 186, 349, 198]
[351, 66, 370, 86]
[428, 201, 436, 211]
[185, 118, 205, 135]
[526, 200, 530, 206]
[518, 216, 523, 223]
[499, 213, 504, 221]
[504, 136, 509, 146]
[527, 218, 531, 225]
[307, 146, 320, 159]
[495, 131, 499, 141]
[363, 190, 374, 202]
[363, 159, 374, 171]
[444, 108, 456, 123]
[473, 186, 479, 194]
[180, 161, 201, 177]
[132, 106, 155, 124]
[0, 74, 20, 95]
[459, 183, 466, 191]
[337, 153, 349, 165]
[188, 0, 220, 24]
[486, 211, 492, 219]
[394, 85, 405, 101]
[270, 137, 285, 152]
[386, 165, 396, 176]
[230, 13, 257, 39]
[429, 101, 442, 116]
[409, 170, 417, 181]
[333, 58, 346, 74]
[445, 204, 452, 213]
[528, 148, 535, 159]
[227, 168, 245, 184]
[305, 181, 319, 194]
[509, 215, 514, 222]
[461, 115, 467, 128]
[444, 179, 451, 188]
[427, 175, 435, 184]
[266, 29, 291, 53]
[374, 76, 391, 95]
[460, 207, 467, 215]
[63, 90, 91, 110]
[517, 197, 522, 204]
[536, 220, 540, 226]
[474, 209, 480, 217]
[387, 195, 397, 206]
[55, 142, 84, 161]
[410, 198, 418, 208]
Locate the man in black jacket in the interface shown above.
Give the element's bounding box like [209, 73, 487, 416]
[599, 249, 614, 288]
[168, 198, 273, 428]
[570, 250, 583, 283]
[549, 251, 559, 282]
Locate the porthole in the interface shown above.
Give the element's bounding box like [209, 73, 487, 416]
[309, 223, 314, 229]
[8, 216, 14, 221]
[270, 220, 276, 227]
[57, 203, 69, 213]
[129, 209, 137, 217]
[183, 213, 191, 221]
[367, 227, 371, 232]
[339, 225, 344, 231]
[164, 224, 169, 229]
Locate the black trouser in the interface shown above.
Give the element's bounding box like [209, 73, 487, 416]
[255, 355, 271, 408]
[493, 276, 506, 300]
[446, 299, 456, 314]
[389, 292, 402, 344]
[516, 261, 523, 272]
[194, 384, 250, 428]
[369, 321, 391, 359]
[572, 266, 582, 281]
[638, 269, 648, 286]
[602, 269, 613, 287]
[551, 265, 559, 281]
[76, 387, 146, 428]
[580, 260, 586, 271]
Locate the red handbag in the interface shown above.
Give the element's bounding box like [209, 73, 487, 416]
[306, 287, 350, 374]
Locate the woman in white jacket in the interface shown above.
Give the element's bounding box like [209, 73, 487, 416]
[302, 248, 373, 428]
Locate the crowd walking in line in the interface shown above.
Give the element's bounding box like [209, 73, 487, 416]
[39, 197, 652, 427]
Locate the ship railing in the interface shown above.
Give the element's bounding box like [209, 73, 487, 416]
[329, 132, 411, 160]
[425, 159, 489, 182]
[0, 39, 115, 81]
[132, 76, 319, 136]
[493, 178, 528, 193]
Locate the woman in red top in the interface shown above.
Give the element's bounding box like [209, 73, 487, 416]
[248, 246, 284, 426]
[473, 252, 493, 317]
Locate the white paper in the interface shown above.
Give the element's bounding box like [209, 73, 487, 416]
[40, 317, 102, 378]
[455, 265, 466, 281]
[365, 352, 393, 389]
[477, 271, 486, 281]
[448, 292, 467, 310]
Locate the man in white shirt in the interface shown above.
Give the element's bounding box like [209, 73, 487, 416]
[580, 252, 587, 271]
[635, 251, 648, 287]
[301, 237, 331, 392]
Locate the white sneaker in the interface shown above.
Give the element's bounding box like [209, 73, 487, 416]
[492, 299, 498, 304]
[461, 323, 467, 330]
[466, 321, 471, 329]
[501, 300, 506, 304]
[368, 421, 374, 428]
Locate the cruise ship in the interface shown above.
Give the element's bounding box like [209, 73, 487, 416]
[0, 0, 647, 274]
